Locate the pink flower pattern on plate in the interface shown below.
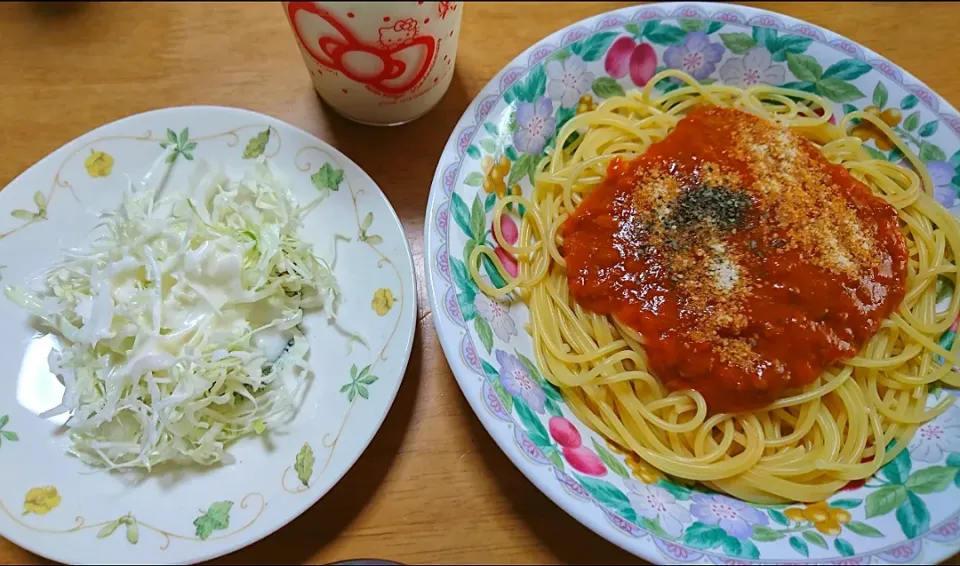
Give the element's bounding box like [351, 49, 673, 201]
[473, 293, 517, 342]
[546, 55, 594, 108]
[689, 493, 768, 539]
[513, 97, 556, 155]
[719, 47, 785, 87]
[908, 406, 960, 462]
[663, 32, 724, 79]
[496, 350, 545, 413]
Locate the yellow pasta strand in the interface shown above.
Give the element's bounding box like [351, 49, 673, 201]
[466, 70, 960, 504]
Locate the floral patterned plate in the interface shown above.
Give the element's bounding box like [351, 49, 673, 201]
[424, 3, 960, 564]
[0, 106, 416, 564]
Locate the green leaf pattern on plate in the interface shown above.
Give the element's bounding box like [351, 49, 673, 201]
[873, 82, 889, 108]
[803, 530, 828, 549]
[592, 77, 626, 99]
[592, 438, 630, 479]
[294, 443, 315, 487]
[719, 32, 756, 54]
[242, 128, 270, 159]
[788, 534, 809, 557]
[159, 128, 197, 164]
[576, 474, 638, 524]
[0, 415, 18, 448]
[193, 501, 233, 540]
[96, 514, 140, 545]
[310, 162, 344, 201]
[341, 364, 379, 403]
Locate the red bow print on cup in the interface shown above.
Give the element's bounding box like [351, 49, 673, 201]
[286, 2, 437, 98]
[437, 2, 457, 19]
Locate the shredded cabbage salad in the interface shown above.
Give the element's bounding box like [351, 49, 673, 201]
[4, 160, 340, 470]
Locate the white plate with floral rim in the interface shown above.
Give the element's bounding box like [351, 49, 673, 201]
[424, 2, 960, 564]
[0, 105, 416, 565]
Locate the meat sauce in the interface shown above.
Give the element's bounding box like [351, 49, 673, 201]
[561, 107, 907, 412]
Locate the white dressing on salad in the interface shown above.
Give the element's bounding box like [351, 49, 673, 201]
[4, 160, 340, 471]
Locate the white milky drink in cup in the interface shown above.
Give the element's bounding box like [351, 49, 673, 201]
[283, 1, 463, 126]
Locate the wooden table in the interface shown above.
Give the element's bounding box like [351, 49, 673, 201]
[2, 1, 960, 564]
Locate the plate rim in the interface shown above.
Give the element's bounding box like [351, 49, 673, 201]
[0, 104, 418, 565]
[423, 2, 960, 564]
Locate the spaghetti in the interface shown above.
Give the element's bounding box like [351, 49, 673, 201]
[468, 70, 960, 503]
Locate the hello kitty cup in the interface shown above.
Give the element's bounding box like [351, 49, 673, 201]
[283, 1, 463, 126]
